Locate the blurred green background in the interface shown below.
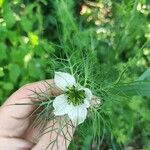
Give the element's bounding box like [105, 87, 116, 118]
[0, 0, 150, 149]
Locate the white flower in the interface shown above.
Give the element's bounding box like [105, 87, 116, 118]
[53, 72, 92, 126]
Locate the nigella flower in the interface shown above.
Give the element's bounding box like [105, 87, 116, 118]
[53, 72, 92, 126]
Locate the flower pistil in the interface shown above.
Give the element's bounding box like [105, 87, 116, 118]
[65, 85, 86, 106]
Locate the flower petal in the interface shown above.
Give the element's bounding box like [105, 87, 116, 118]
[83, 99, 90, 108]
[54, 72, 76, 90]
[53, 94, 70, 116]
[68, 105, 87, 126]
[84, 88, 92, 100]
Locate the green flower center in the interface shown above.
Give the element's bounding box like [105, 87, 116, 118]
[65, 85, 86, 106]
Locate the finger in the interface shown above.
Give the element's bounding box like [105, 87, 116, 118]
[0, 80, 56, 137]
[0, 137, 34, 150]
[2, 80, 54, 117]
[31, 119, 74, 150]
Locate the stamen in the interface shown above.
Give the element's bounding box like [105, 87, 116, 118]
[65, 85, 86, 106]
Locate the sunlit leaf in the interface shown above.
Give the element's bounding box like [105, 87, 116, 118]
[0, 0, 3, 7]
[0, 67, 4, 77]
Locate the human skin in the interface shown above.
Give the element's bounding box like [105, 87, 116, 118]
[0, 80, 73, 150]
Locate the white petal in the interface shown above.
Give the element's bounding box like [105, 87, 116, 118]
[54, 72, 76, 90]
[68, 105, 87, 126]
[83, 99, 90, 108]
[53, 94, 70, 116]
[84, 88, 92, 100]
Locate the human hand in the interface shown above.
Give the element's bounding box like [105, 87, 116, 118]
[0, 80, 73, 150]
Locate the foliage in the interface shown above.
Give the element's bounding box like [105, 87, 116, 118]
[0, 0, 55, 104]
[0, 0, 150, 149]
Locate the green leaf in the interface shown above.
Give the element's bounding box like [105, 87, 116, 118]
[2, 0, 16, 28]
[7, 31, 20, 46]
[128, 96, 142, 110]
[3, 82, 14, 91]
[140, 109, 150, 121]
[8, 64, 21, 83]
[138, 68, 150, 81]
[28, 59, 45, 79]
[0, 0, 3, 7]
[34, 45, 45, 56]
[0, 25, 7, 40]
[0, 67, 5, 77]
[111, 81, 150, 97]
[0, 43, 7, 60]
[10, 48, 26, 64]
[81, 135, 93, 150]
[20, 16, 32, 32]
[39, 0, 48, 5]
